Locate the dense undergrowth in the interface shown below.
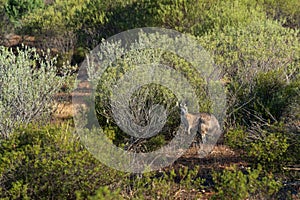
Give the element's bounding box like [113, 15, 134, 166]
[0, 124, 288, 199]
[0, 0, 299, 199]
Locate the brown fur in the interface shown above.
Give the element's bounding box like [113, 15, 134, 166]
[180, 103, 220, 144]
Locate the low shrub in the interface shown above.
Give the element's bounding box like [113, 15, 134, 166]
[79, 186, 123, 200]
[237, 69, 299, 125]
[225, 123, 291, 171]
[212, 164, 282, 200]
[224, 127, 247, 149]
[286, 133, 300, 165]
[20, 0, 84, 35]
[121, 167, 204, 199]
[0, 123, 127, 199]
[80, 166, 204, 200]
[18, 0, 85, 64]
[247, 129, 289, 170]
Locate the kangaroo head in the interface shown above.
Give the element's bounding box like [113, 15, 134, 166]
[179, 102, 188, 115]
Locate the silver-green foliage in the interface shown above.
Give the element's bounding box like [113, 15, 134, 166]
[0, 46, 66, 138]
[91, 31, 212, 146]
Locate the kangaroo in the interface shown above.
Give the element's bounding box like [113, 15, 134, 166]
[179, 103, 220, 144]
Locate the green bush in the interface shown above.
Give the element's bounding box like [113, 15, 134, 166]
[119, 167, 204, 199]
[212, 165, 282, 200]
[253, 70, 299, 122]
[0, 0, 13, 34]
[230, 69, 300, 126]
[198, 17, 299, 127]
[286, 133, 300, 165]
[0, 123, 126, 199]
[4, 0, 44, 21]
[20, 0, 84, 34]
[0, 46, 67, 138]
[103, 0, 161, 35]
[211, 19, 300, 169]
[225, 123, 291, 171]
[73, 0, 162, 48]
[18, 0, 85, 65]
[81, 186, 123, 200]
[157, 0, 266, 36]
[224, 127, 247, 149]
[257, 0, 300, 28]
[247, 130, 289, 169]
[81, 166, 204, 200]
[200, 19, 299, 171]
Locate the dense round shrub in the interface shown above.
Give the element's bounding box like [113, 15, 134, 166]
[248, 130, 289, 168]
[225, 124, 291, 171]
[20, 0, 85, 34]
[73, 0, 163, 48]
[157, 0, 266, 36]
[0, 124, 126, 199]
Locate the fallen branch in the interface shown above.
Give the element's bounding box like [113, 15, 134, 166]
[283, 166, 300, 171]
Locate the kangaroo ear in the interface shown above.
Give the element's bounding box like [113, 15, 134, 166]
[179, 100, 189, 108]
[185, 100, 189, 107]
[178, 101, 183, 107]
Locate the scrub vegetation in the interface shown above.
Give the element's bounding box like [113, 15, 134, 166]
[0, 0, 299, 199]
